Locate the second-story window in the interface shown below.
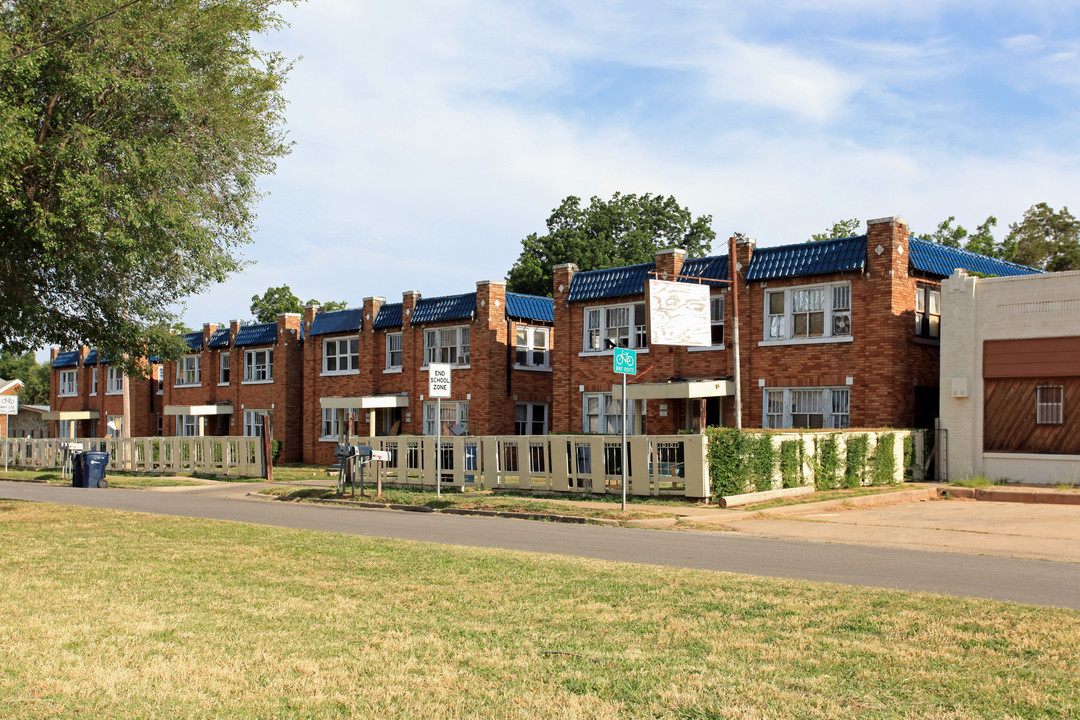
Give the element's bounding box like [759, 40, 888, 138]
[59, 369, 77, 397]
[323, 337, 359, 374]
[516, 326, 550, 368]
[244, 349, 274, 382]
[764, 282, 851, 342]
[106, 367, 123, 394]
[90, 368, 98, 396]
[710, 295, 725, 346]
[424, 327, 470, 367]
[176, 355, 201, 386]
[385, 332, 402, 370]
[583, 303, 647, 352]
[915, 285, 940, 338]
[156, 366, 163, 394]
[219, 354, 230, 384]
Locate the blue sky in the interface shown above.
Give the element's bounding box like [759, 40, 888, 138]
[177, 0, 1080, 327]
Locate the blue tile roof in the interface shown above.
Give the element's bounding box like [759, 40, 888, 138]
[568, 262, 655, 302]
[505, 293, 554, 323]
[234, 323, 277, 346]
[411, 294, 476, 324]
[680, 255, 730, 286]
[84, 349, 99, 365]
[182, 331, 203, 351]
[373, 303, 403, 329]
[310, 307, 364, 337]
[908, 237, 1041, 278]
[53, 350, 80, 368]
[208, 329, 231, 348]
[745, 236, 867, 281]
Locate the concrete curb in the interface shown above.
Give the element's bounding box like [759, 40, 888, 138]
[940, 486, 1080, 505]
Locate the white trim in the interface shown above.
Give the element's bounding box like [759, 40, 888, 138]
[382, 368, 403, 374]
[58, 369, 78, 397]
[240, 379, 274, 386]
[578, 349, 650, 358]
[322, 336, 360, 375]
[687, 345, 726, 353]
[758, 336, 855, 348]
[514, 364, 554, 372]
[422, 325, 470, 368]
[763, 280, 852, 342]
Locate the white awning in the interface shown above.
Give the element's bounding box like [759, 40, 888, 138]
[611, 379, 735, 401]
[41, 410, 100, 420]
[320, 394, 409, 409]
[164, 405, 234, 416]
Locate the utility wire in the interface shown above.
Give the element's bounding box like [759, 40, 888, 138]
[2, 0, 145, 67]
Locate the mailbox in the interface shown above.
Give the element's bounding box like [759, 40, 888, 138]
[334, 444, 354, 459]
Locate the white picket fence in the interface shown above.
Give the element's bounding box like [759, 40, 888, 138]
[0, 436, 265, 478]
[353, 434, 710, 498]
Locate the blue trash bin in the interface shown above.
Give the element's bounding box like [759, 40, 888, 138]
[71, 452, 86, 487]
[82, 451, 110, 489]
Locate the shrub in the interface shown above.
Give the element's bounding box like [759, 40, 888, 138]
[780, 440, 801, 488]
[844, 435, 869, 489]
[871, 433, 896, 485]
[271, 439, 282, 464]
[751, 434, 777, 492]
[903, 434, 915, 480]
[705, 428, 750, 497]
[814, 435, 840, 490]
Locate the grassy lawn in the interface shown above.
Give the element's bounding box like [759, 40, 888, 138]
[262, 485, 679, 522]
[1, 501, 1077, 719]
[0, 469, 209, 488]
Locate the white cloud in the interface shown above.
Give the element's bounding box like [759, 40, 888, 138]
[1001, 34, 1044, 52]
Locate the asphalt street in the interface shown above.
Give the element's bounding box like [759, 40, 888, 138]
[2, 481, 1077, 610]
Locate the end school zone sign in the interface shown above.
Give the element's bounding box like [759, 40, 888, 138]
[428, 363, 452, 398]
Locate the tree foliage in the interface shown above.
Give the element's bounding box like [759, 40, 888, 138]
[809, 218, 860, 242]
[505, 193, 716, 297]
[0, 0, 295, 372]
[250, 285, 346, 323]
[0, 352, 50, 404]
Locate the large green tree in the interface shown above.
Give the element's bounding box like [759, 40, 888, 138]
[0, 352, 50, 404]
[505, 193, 716, 297]
[0, 0, 295, 372]
[250, 285, 347, 323]
[998, 203, 1080, 272]
[809, 218, 860, 242]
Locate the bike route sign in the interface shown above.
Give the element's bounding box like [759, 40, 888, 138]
[613, 347, 637, 375]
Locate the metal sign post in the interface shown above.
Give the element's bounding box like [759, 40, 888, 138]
[428, 363, 452, 498]
[0, 395, 18, 473]
[613, 348, 637, 511]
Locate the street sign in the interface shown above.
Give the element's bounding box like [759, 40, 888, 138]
[0, 395, 17, 415]
[428, 363, 452, 398]
[613, 347, 637, 375]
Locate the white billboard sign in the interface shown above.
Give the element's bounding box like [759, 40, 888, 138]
[647, 279, 711, 347]
[0, 395, 17, 415]
[428, 363, 452, 399]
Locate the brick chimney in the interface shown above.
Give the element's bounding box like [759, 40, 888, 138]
[475, 280, 506, 330]
[50, 347, 59, 363]
[202, 322, 219, 348]
[866, 216, 909, 280]
[229, 319, 241, 343]
[402, 291, 421, 329]
[362, 296, 384, 333]
[655, 248, 686, 281]
[302, 304, 319, 336]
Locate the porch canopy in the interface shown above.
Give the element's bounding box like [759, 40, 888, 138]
[320, 394, 409, 410]
[610, 378, 735, 401]
[41, 410, 100, 420]
[163, 405, 234, 415]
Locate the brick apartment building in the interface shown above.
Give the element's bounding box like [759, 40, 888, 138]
[302, 281, 554, 464]
[551, 217, 1038, 434]
[159, 314, 305, 462]
[45, 348, 163, 438]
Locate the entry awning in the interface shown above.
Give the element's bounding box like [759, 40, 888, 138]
[41, 410, 100, 420]
[164, 404, 234, 416]
[611, 379, 735, 401]
[320, 394, 409, 410]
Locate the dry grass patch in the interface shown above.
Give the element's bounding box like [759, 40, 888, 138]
[0, 500, 1077, 719]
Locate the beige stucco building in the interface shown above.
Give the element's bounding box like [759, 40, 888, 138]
[940, 268, 1080, 484]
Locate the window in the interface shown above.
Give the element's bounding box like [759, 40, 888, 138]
[915, 286, 940, 338]
[323, 337, 359, 374]
[424, 327, 470, 367]
[582, 393, 637, 434]
[764, 282, 851, 342]
[219, 354, 230, 384]
[423, 401, 468, 435]
[106, 367, 123, 394]
[107, 415, 124, 437]
[90, 368, 98, 396]
[515, 326, 550, 368]
[156, 416, 163, 436]
[156, 366, 163, 394]
[583, 303, 648, 352]
[710, 295, 725, 346]
[243, 349, 273, 382]
[321, 407, 360, 440]
[762, 387, 850, 429]
[244, 409, 269, 436]
[58, 370, 77, 397]
[1036, 386, 1064, 425]
[178, 414, 198, 437]
[176, 355, 201, 386]
[515, 403, 548, 435]
[385, 332, 402, 371]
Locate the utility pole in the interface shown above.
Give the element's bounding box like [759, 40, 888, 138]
[729, 234, 743, 430]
